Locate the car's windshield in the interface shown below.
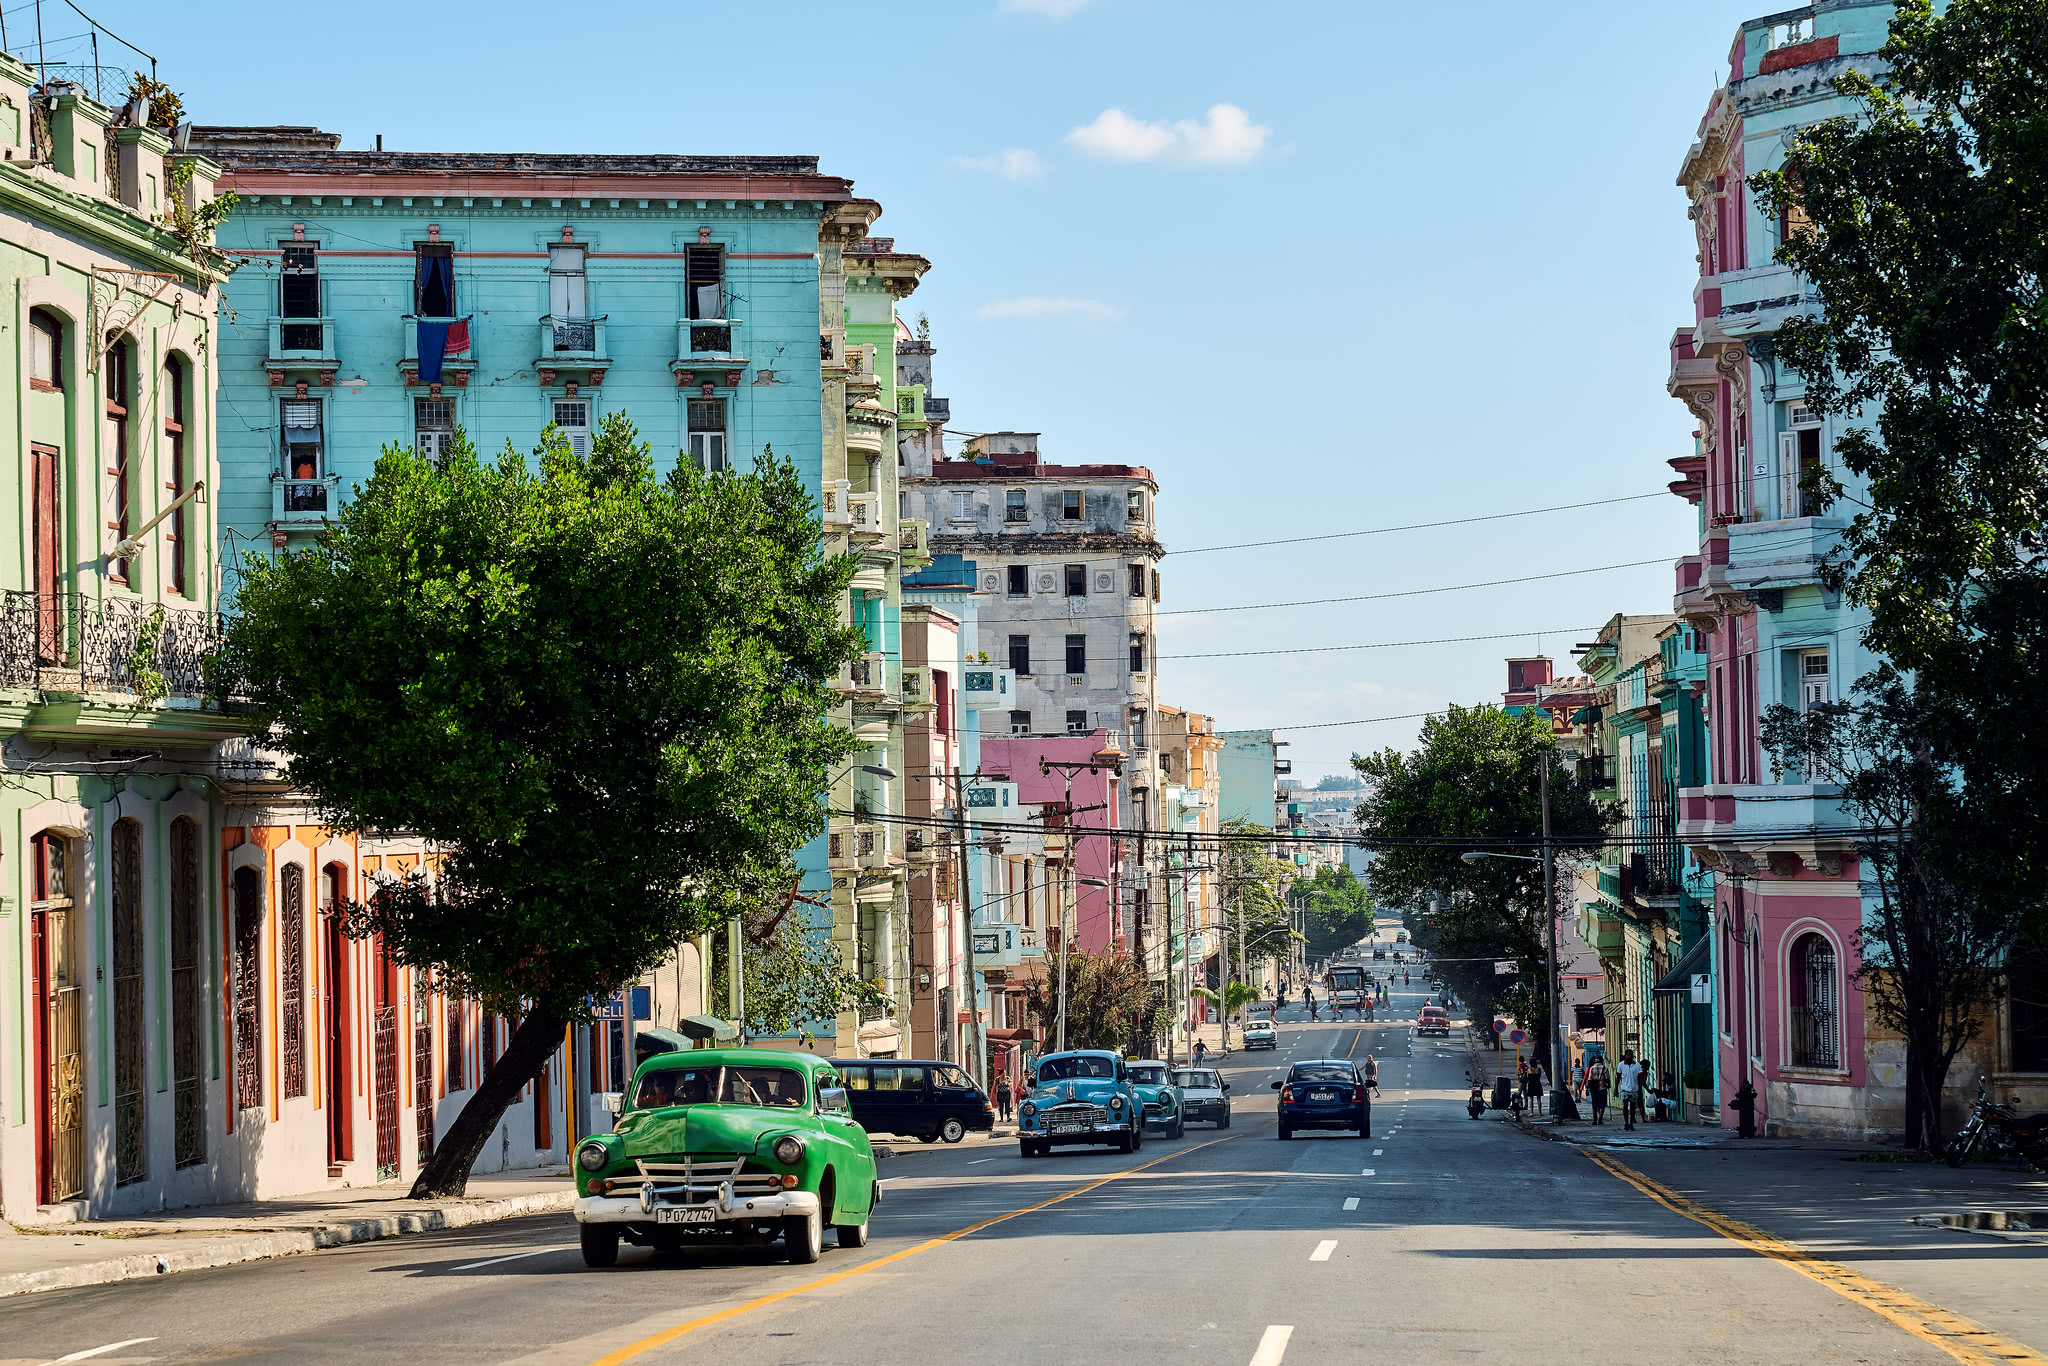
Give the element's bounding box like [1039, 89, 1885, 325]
[633, 1065, 808, 1110]
[1128, 1066, 1168, 1086]
[1038, 1055, 1114, 1081]
[1289, 1064, 1354, 1084]
[1174, 1070, 1219, 1090]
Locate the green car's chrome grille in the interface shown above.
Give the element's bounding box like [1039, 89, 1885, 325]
[630, 1153, 783, 1206]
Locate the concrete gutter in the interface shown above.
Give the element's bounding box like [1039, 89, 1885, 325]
[0, 1186, 575, 1299]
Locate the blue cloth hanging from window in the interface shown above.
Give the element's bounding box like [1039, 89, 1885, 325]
[417, 320, 449, 384]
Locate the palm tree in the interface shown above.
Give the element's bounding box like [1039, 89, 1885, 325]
[1196, 981, 1265, 1051]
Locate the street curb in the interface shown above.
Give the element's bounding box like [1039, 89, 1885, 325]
[0, 1187, 575, 1299]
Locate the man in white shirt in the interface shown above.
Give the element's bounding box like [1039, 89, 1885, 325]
[1615, 1052, 1646, 1130]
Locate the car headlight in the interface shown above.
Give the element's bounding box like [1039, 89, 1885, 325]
[1109, 1096, 1124, 1111]
[773, 1135, 806, 1166]
[577, 1140, 610, 1173]
[1019, 1101, 1036, 1121]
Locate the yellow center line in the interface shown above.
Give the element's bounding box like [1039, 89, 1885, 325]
[1585, 1149, 2048, 1366]
[588, 1130, 1246, 1365]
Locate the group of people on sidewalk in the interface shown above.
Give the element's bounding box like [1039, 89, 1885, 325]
[1572, 1052, 1676, 1129]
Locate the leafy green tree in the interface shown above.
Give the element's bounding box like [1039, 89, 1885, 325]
[1218, 818, 1296, 984]
[223, 417, 864, 1195]
[1024, 948, 1149, 1052]
[1355, 706, 1614, 1050]
[1298, 864, 1375, 962]
[706, 908, 889, 1040]
[1749, 0, 2048, 931]
[1762, 678, 2038, 1150]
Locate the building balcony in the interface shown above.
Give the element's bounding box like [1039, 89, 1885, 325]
[271, 473, 341, 529]
[847, 650, 892, 700]
[961, 665, 1016, 704]
[899, 665, 937, 714]
[399, 315, 477, 387]
[1724, 517, 1849, 595]
[0, 591, 229, 706]
[536, 315, 610, 374]
[972, 922, 1026, 970]
[899, 518, 930, 564]
[1714, 264, 1815, 338]
[820, 478, 853, 530]
[847, 493, 885, 542]
[671, 319, 746, 386]
[1578, 904, 1624, 957]
[852, 822, 895, 871]
[1678, 782, 1852, 853]
[264, 316, 338, 378]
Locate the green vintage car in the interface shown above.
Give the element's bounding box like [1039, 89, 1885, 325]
[571, 1048, 878, 1267]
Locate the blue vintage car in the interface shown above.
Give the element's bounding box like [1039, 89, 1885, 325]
[1125, 1058, 1184, 1139]
[1017, 1050, 1144, 1156]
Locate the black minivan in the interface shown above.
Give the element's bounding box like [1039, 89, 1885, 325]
[831, 1060, 995, 1143]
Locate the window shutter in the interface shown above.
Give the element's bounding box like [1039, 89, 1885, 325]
[1778, 432, 1798, 519]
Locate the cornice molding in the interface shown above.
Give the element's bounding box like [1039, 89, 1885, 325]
[0, 165, 225, 285]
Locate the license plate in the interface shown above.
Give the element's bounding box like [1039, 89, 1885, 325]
[1052, 1120, 1089, 1133]
[655, 1207, 717, 1225]
[1311, 1090, 1336, 1101]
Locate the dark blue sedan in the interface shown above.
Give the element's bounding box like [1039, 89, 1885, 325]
[1273, 1060, 1370, 1140]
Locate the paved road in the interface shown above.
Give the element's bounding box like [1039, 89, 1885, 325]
[0, 946, 2020, 1365]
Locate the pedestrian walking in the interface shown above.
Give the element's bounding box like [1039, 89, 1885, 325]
[994, 1075, 1014, 1123]
[1616, 1051, 1646, 1130]
[1522, 1060, 1544, 1114]
[1570, 1059, 1586, 1101]
[1194, 1039, 1208, 1068]
[1363, 1052, 1380, 1097]
[1585, 1054, 1610, 1125]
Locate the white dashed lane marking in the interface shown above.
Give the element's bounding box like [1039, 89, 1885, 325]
[1343, 1196, 1360, 1211]
[1361, 1168, 1376, 1176]
[1310, 1240, 1338, 1262]
[1250, 1325, 1295, 1366]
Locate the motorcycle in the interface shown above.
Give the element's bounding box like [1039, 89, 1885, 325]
[1945, 1085, 2048, 1169]
[1467, 1080, 1486, 1120]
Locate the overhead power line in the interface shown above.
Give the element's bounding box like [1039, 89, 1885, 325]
[1161, 627, 1600, 661]
[1166, 492, 1673, 556]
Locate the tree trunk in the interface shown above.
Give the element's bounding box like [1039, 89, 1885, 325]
[410, 1002, 566, 1199]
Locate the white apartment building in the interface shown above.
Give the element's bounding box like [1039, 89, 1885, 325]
[906, 431, 1164, 836]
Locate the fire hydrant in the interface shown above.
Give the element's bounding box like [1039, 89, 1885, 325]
[1728, 1081, 1758, 1138]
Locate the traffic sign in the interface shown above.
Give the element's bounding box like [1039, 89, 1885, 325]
[1507, 1028, 1526, 1044]
[1491, 1019, 1507, 1034]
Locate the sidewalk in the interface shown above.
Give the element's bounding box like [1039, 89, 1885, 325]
[0, 1165, 574, 1299]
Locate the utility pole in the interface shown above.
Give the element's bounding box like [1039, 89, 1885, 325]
[952, 776, 988, 1086]
[727, 914, 744, 1042]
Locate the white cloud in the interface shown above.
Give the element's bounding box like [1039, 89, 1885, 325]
[1066, 103, 1272, 166]
[945, 148, 1048, 181]
[998, 0, 1097, 16]
[977, 296, 1125, 323]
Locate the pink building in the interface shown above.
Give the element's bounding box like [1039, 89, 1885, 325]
[981, 732, 1125, 956]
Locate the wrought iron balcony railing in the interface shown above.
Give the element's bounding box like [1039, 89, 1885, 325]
[0, 592, 230, 700]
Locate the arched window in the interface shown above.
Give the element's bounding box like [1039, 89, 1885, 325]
[279, 863, 307, 1099]
[169, 817, 205, 1167]
[1789, 932, 1840, 1069]
[111, 818, 146, 1184]
[29, 309, 62, 389]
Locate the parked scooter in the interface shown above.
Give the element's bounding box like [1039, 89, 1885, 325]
[1467, 1079, 1487, 1120]
[1946, 1085, 2048, 1170]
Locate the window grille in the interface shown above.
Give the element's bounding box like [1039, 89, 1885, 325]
[1790, 933, 1839, 1068]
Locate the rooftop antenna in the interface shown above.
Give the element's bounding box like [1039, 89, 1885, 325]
[35, 0, 47, 85]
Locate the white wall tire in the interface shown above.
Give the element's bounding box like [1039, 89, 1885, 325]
[783, 1205, 823, 1265]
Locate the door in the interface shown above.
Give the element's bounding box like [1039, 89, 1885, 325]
[32, 834, 83, 1204]
[31, 444, 60, 665]
[110, 820, 145, 1186]
[531, 1035, 552, 1154]
[372, 943, 399, 1178]
[322, 866, 351, 1164]
[414, 990, 434, 1162]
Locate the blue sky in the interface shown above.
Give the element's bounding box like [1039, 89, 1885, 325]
[46, 0, 1764, 782]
